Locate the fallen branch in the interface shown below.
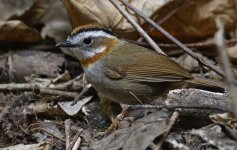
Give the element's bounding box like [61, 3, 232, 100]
[0, 83, 78, 98]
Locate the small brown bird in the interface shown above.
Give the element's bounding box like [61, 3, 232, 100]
[56, 25, 224, 120]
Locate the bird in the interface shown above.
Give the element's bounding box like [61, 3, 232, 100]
[56, 24, 224, 121]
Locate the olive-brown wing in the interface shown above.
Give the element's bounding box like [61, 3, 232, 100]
[103, 41, 193, 82]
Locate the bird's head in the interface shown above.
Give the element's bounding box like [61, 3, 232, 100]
[56, 24, 119, 67]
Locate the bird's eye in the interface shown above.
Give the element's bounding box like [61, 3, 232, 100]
[83, 37, 93, 45]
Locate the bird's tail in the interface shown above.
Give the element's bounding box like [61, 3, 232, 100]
[184, 77, 225, 93]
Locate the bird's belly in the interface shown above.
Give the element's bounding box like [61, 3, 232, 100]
[84, 64, 166, 105]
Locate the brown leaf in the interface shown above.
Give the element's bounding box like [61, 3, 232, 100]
[228, 45, 237, 63]
[63, 0, 237, 42]
[94, 111, 169, 150]
[0, 20, 42, 43]
[16, 0, 54, 26]
[151, 0, 237, 42]
[63, 0, 168, 40]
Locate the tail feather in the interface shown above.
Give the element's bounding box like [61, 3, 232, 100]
[185, 78, 225, 93]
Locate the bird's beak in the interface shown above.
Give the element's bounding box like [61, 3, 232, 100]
[56, 41, 77, 48]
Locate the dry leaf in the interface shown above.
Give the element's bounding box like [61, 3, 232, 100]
[210, 113, 237, 132]
[152, 0, 237, 42]
[32, 120, 64, 142]
[27, 101, 66, 116]
[228, 45, 237, 63]
[16, 0, 54, 26]
[174, 53, 216, 72]
[94, 111, 169, 150]
[0, 20, 42, 43]
[58, 96, 93, 116]
[63, 0, 237, 42]
[63, 0, 169, 40]
[0, 142, 50, 150]
[0, 0, 35, 21]
[0, 50, 65, 82]
[191, 124, 237, 149]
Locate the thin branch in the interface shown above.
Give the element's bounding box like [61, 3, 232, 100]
[72, 137, 81, 150]
[215, 18, 237, 119]
[67, 129, 83, 150]
[65, 119, 72, 150]
[108, 0, 165, 55]
[119, 0, 227, 79]
[137, 0, 185, 42]
[155, 111, 180, 150]
[71, 84, 92, 106]
[0, 83, 78, 98]
[40, 88, 78, 98]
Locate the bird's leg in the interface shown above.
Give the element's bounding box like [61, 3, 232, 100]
[96, 99, 131, 137]
[105, 105, 131, 132]
[100, 98, 122, 121]
[99, 98, 135, 133]
[95, 98, 122, 136]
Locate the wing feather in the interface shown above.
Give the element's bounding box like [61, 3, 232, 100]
[103, 41, 193, 82]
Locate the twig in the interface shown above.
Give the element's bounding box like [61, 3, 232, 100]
[52, 74, 83, 91]
[40, 88, 78, 98]
[71, 84, 92, 106]
[119, 0, 226, 79]
[0, 83, 78, 98]
[155, 111, 180, 150]
[0, 83, 38, 90]
[108, 0, 165, 55]
[65, 119, 72, 150]
[67, 129, 83, 150]
[72, 137, 81, 150]
[215, 18, 237, 119]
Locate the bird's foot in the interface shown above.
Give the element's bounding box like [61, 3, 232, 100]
[96, 106, 131, 137]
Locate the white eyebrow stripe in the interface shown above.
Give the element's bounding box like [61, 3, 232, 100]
[80, 30, 114, 38]
[71, 30, 115, 42]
